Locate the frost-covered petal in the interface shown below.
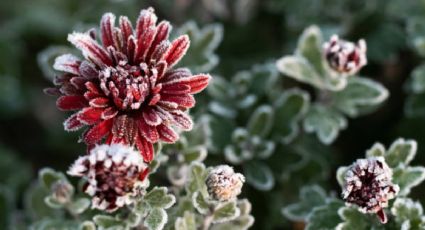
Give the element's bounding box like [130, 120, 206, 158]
[64, 113, 85, 131]
[56, 95, 88, 111]
[54, 54, 81, 75]
[68, 32, 113, 67]
[157, 124, 178, 143]
[164, 35, 190, 68]
[78, 107, 105, 125]
[83, 119, 113, 144]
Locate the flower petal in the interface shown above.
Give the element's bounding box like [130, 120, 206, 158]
[135, 7, 157, 40]
[135, 134, 154, 162]
[53, 54, 81, 75]
[119, 16, 134, 54]
[134, 26, 156, 63]
[160, 68, 191, 83]
[142, 107, 162, 126]
[100, 13, 116, 49]
[161, 83, 191, 94]
[170, 111, 193, 131]
[64, 113, 85, 131]
[101, 107, 119, 120]
[68, 32, 113, 67]
[160, 94, 195, 108]
[83, 119, 113, 144]
[164, 35, 190, 68]
[146, 21, 171, 60]
[89, 97, 110, 108]
[137, 118, 159, 143]
[79, 61, 99, 79]
[184, 74, 211, 94]
[56, 95, 88, 111]
[78, 107, 105, 125]
[157, 124, 178, 143]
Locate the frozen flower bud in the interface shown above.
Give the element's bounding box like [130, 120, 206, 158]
[342, 157, 399, 224]
[51, 180, 74, 204]
[68, 144, 149, 212]
[323, 35, 367, 75]
[206, 165, 245, 201]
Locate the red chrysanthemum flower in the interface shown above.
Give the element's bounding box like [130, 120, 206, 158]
[45, 8, 211, 162]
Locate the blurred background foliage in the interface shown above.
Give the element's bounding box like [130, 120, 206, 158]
[2, 0, 425, 229]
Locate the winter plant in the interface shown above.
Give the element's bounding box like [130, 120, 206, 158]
[4, 1, 425, 230]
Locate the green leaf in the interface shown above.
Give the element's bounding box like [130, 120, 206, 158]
[391, 198, 425, 230]
[282, 185, 327, 221]
[247, 105, 274, 137]
[192, 191, 210, 215]
[336, 207, 379, 230]
[210, 215, 254, 230]
[336, 166, 349, 187]
[24, 182, 62, 221]
[186, 163, 208, 196]
[145, 187, 176, 209]
[177, 21, 223, 73]
[332, 77, 389, 117]
[68, 197, 90, 215]
[243, 161, 275, 191]
[0, 186, 12, 228]
[303, 105, 347, 145]
[410, 64, 425, 93]
[365, 143, 386, 158]
[212, 201, 240, 224]
[39, 168, 66, 190]
[79, 221, 96, 230]
[144, 208, 167, 230]
[306, 199, 344, 230]
[276, 56, 324, 89]
[44, 196, 64, 209]
[392, 166, 425, 196]
[183, 146, 207, 163]
[175, 211, 196, 230]
[93, 215, 124, 228]
[296, 25, 326, 76]
[273, 88, 310, 143]
[385, 139, 417, 168]
[31, 219, 80, 230]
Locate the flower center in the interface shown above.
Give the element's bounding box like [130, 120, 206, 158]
[99, 62, 161, 111]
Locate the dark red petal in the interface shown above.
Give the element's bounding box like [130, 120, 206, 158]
[142, 107, 162, 126]
[83, 119, 113, 145]
[78, 107, 104, 125]
[134, 26, 156, 63]
[59, 84, 80, 95]
[100, 13, 116, 49]
[127, 36, 136, 64]
[160, 94, 195, 108]
[146, 21, 171, 60]
[89, 97, 109, 108]
[157, 124, 178, 143]
[184, 74, 211, 94]
[135, 134, 154, 162]
[139, 168, 150, 180]
[164, 35, 190, 68]
[84, 91, 100, 101]
[150, 40, 170, 62]
[119, 16, 134, 53]
[53, 74, 73, 86]
[170, 111, 193, 131]
[43, 87, 61, 96]
[101, 107, 119, 120]
[85, 81, 101, 94]
[161, 84, 191, 94]
[64, 113, 85, 131]
[160, 68, 191, 83]
[56, 95, 88, 111]
[137, 118, 159, 143]
[79, 61, 99, 79]
[156, 61, 167, 79]
[53, 54, 81, 75]
[68, 32, 113, 67]
[70, 77, 87, 90]
[135, 7, 157, 40]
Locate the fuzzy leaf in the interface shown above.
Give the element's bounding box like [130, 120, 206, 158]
[332, 77, 389, 117]
[79, 221, 96, 230]
[212, 201, 240, 224]
[392, 166, 425, 196]
[244, 161, 275, 191]
[391, 198, 425, 230]
[68, 197, 90, 215]
[211, 215, 254, 230]
[175, 211, 196, 230]
[247, 105, 274, 137]
[296, 25, 326, 76]
[145, 187, 176, 209]
[39, 168, 66, 190]
[93, 215, 123, 228]
[410, 64, 425, 94]
[192, 191, 210, 215]
[44, 196, 64, 209]
[282, 185, 327, 221]
[276, 56, 323, 89]
[24, 182, 61, 221]
[303, 105, 347, 145]
[183, 146, 208, 163]
[145, 208, 167, 230]
[186, 163, 208, 196]
[306, 199, 344, 230]
[177, 21, 223, 73]
[385, 139, 417, 168]
[273, 88, 310, 143]
[336, 166, 349, 187]
[336, 207, 379, 230]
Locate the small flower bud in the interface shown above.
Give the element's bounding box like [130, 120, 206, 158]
[323, 35, 367, 75]
[51, 180, 74, 204]
[206, 165, 245, 201]
[342, 157, 399, 224]
[68, 144, 149, 212]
